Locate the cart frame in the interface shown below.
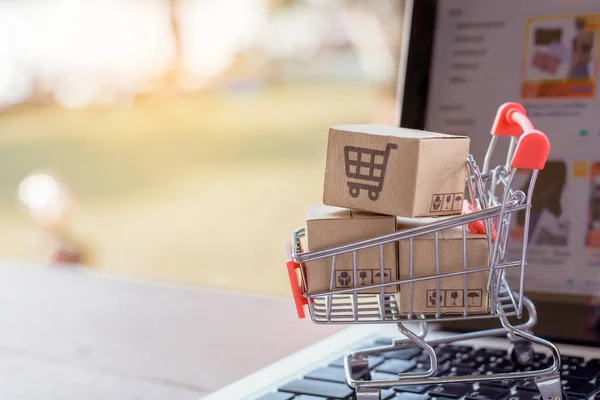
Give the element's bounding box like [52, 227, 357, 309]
[285, 103, 561, 400]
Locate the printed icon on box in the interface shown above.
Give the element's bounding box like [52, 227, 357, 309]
[426, 289, 445, 307]
[442, 194, 455, 210]
[358, 270, 373, 285]
[447, 290, 464, 307]
[467, 289, 483, 307]
[336, 271, 352, 287]
[453, 194, 463, 210]
[431, 195, 443, 211]
[373, 269, 390, 282]
[344, 143, 397, 201]
[335, 269, 388, 288]
[431, 193, 463, 212]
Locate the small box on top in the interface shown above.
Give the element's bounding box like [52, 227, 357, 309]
[396, 216, 490, 315]
[323, 125, 469, 218]
[304, 205, 397, 295]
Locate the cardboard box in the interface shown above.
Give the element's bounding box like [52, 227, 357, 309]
[323, 125, 469, 217]
[396, 216, 490, 315]
[305, 205, 397, 294]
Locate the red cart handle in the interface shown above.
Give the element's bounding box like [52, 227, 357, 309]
[462, 200, 497, 240]
[491, 102, 550, 170]
[510, 129, 550, 170]
[285, 241, 307, 319]
[491, 102, 533, 137]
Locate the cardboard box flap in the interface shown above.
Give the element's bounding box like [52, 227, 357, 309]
[306, 205, 351, 221]
[305, 205, 398, 294]
[330, 124, 469, 140]
[307, 205, 394, 221]
[351, 210, 397, 219]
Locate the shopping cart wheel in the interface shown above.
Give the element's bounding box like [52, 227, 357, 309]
[349, 187, 360, 198]
[368, 190, 379, 201]
[509, 339, 534, 366]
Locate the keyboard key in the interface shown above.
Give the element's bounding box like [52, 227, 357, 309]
[446, 345, 474, 354]
[415, 352, 451, 365]
[507, 391, 543, 400]
[372, 371, 399, 381]
[443, 366, 479, 377]
[521, 361, 549, 372]
[279, 379, 354, 399]
[394, 393, 431, 400]
[428, 383, 472, 398]
[516, 380, 538, 392]
[480, 378, 516, 389]
[473, 348, 506, 359]
[381, 389, 396, 399]
[586, 359, 600, 369]
[562, 379, 598, 398]
[395, 385, 433, 394]
[472, 354, 493, 364]
[409, 364, 449, 377]
[383, 347, 424, 360]
[256, 392, 294, 400]
[464, 386, 510, 400]
[488, 359, 517, 373]
[451, 357, 478, 369]
[376, 359, 417, 374]
[561, 365, 595, 381]
[305, 366, 357, 384]
[562, 356, 585, 366]
[329, 355, 384, 370]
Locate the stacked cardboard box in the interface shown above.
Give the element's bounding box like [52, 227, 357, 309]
[395, 217, 490, 314]
[303, 124, 490, 315]
[305, 205, 397, 294]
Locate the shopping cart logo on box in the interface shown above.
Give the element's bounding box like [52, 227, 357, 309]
[344, 143, 397, 201]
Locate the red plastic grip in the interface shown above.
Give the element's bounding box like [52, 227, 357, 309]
[510, 130, 550, 170]
[285, 241, 307, 319]
[491, 102, 530, 137]
[462, 200, 497, 240]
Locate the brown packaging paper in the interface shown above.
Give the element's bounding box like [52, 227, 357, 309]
[396, 216, 490, 315]
[323, 125, 469, 217]
[305, 205, 397, 294]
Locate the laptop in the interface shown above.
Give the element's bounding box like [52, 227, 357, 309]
[205, 0, 600, 398]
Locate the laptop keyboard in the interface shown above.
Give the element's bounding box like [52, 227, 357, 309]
[256, 338, 600, 400]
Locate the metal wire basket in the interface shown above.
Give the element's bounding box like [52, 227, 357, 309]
[285, 103, 563, 400]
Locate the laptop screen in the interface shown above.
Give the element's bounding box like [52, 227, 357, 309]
[402, 0, 600, 298]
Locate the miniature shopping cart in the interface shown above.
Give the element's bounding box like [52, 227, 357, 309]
[286, 103, 563, 400]
[345, 143, 397, 201]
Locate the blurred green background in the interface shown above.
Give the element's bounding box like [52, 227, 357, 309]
[0, 0, 403, 296]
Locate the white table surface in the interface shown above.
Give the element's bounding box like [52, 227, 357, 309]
[0, 261, 340, 399]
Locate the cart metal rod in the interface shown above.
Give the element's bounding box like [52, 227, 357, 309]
[294, 204, 526, 263]
[386, 296, 535, 345]
[305, 261, 521, 298]
[482, 136, 497, 174]
[519, 170, 538, 316]
[348, 366, 559, 389]
[345, 297, 549, 389]
[310, 312, 518, 325]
